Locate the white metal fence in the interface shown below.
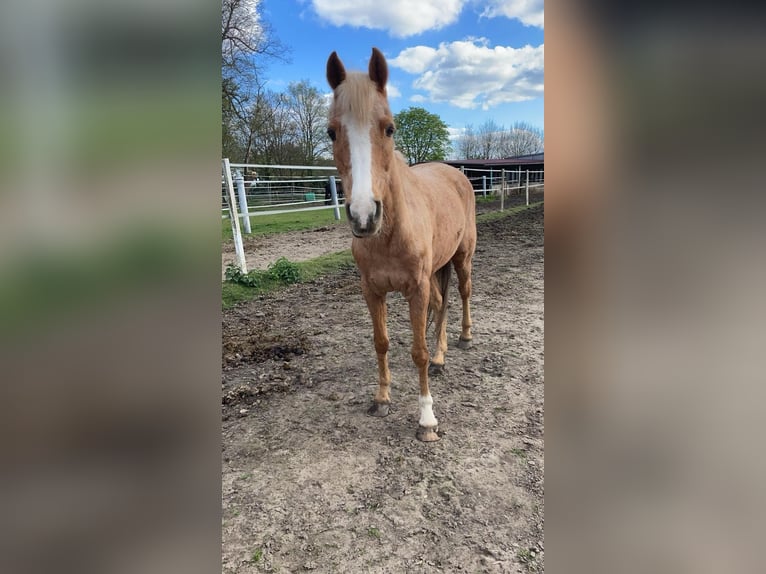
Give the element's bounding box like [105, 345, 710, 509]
[221, 162, 344, 221]
[222, 159, 544, 272]
[222, 160, 345, 272]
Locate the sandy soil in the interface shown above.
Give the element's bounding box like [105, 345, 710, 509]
[222, 224, 353, 274]
[221, 203, 544, 573]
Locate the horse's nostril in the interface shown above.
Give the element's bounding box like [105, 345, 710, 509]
[374, 200, 382, 219]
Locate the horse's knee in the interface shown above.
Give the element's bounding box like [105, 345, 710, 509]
[411, 346, 429, 368]
[459, 280, 472, 299]
[374, 336, 389, 356]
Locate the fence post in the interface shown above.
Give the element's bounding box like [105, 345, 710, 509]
[525, 169, 530, 206]
[234, 169, 251, 234]
[501, 169, 506, 199]
[482, 175, 487, 198]
[328, 176, 341, 221]
[223, 158, 248, 273]
[500, 178, 505, 212]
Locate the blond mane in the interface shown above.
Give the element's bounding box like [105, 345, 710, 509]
[331, 72, 379, 124]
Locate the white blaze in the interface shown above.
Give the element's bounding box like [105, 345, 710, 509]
[344, 115, 375, 227]
[418, 393, 438, 428]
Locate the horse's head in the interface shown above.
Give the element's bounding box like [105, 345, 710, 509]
[326, 48, 395, 238]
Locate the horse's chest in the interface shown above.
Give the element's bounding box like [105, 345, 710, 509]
[357, 254, 421, 294]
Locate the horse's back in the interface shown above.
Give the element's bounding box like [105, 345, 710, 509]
[410, 162, 476, 216]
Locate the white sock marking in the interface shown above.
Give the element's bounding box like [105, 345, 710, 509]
[418, 394, 438, 428]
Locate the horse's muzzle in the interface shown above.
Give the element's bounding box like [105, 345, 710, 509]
[348, 200, 382, 238]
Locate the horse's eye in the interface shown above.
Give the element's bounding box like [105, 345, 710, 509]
[327, 127, 337, 141]
[385, 125, 395, 137]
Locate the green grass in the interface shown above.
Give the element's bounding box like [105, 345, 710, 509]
[367, 527, 381, 539]
[476, 201, 543, 223]
[222, 208, 348, 241]
[222, 250, 355, 308]
[223, 198, 540, 241]
[511, 448, 528, 460]
[517, 547, 541, 572]
[221, 201, 543, 308]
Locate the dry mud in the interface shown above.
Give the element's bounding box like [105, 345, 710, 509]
[222, 203, 544, 573]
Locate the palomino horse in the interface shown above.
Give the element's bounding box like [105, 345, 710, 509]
[326, 48, 477, 442]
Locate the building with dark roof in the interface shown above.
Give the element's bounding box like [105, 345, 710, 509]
[440, 153, 544, 192]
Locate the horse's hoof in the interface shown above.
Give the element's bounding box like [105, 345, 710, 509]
[428, 362, 444, 376]
[416, 425, 440, 442]
[367, 402, 390, 417]
[457, 337, 473, 350]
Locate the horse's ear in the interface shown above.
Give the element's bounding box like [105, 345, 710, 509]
[326, 51, 346, 90]
[368, 47, 388, 93]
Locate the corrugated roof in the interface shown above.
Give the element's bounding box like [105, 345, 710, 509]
[441, 152, 544, 167]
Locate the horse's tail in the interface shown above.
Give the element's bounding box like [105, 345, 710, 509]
[427, 263, 451, 332]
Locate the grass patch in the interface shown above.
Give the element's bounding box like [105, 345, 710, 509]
[517, 547, 541, 572]
[510, 448, 528, 460]
[222, 250, 355, 308]
[367, 527, 381, 539]
[222, 201, 542, 308]
[223, 199, 538, 241]
[476, 201, 543, 224]
[223, 208, 348, 241]
[249, 549, 263, 563]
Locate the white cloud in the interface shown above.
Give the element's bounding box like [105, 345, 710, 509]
[410, 94, 427, 103]
[388, 46, 439, 73]
[310, 0, 464, 37]
[447, 126, 466, 141]
[390, 39, 544, 110]
[481, 0, 544, 28]
[387, 83, 402, 98]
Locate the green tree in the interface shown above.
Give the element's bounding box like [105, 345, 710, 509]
[393, 107, 451, 165]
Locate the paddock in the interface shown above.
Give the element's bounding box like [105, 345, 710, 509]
[221, 204, 544, 573]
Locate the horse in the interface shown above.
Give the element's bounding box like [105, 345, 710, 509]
[326, 47, 477, 442]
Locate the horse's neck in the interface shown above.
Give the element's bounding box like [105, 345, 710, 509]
[381, 156, 413, 235]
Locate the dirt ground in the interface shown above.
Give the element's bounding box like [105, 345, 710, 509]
[222, 224, 352, 274]
[221, 203, 544, 573]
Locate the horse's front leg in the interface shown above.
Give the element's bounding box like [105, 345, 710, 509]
[362, 282, 391, 417]
[409, 283, 439, 442]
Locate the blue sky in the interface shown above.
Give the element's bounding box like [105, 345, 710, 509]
[259, 0, 544, 139]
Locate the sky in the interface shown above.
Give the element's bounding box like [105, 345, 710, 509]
[259, 0, 544, 141]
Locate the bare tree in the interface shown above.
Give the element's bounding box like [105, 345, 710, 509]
[454, 119, 544, 160]
[456, 124, 479, 159]
[222, 0, 286, 89]
[501, 121, 544, 157]
[222, 0, 288, 160]
[285, 81, 331, 164]
[246, 91, 301, 165]
[476, 119, 501, 159]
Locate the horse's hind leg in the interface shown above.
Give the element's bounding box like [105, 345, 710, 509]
[428, 310, 448, 376]
[362, 283, 391, 417]
[428, 266, 450, 376]
[452, 251, 474, 349]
